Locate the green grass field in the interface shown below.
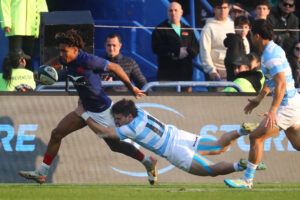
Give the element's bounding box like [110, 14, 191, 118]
[1, 183, 300, 200]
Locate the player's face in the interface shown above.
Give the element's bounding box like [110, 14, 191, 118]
[58, 43, 79, 64]
[255, 5, 270, 19]
[105, 37, 121, 58]
[113, 113, 133, 127]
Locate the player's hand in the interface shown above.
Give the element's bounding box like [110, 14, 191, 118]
[244, 98, 260, 114]
[132, 86, 146, 99]
[263, 111, 277, 129]
[75, 104, 85, 116]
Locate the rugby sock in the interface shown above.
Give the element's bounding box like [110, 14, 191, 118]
[43, 153, 54, 165]
[233, 162, 244, 171]
[135, 150, 145, 162]
[243, 161, 257, 181]
[38, 163, 50, 176]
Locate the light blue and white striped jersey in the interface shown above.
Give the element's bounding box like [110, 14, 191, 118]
[115, 108, 175, 157]
[261, 41, 297, 106]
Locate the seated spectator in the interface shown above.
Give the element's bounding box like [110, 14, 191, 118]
[224, 16, 251, 81]
[103, 33, 147, 91]
[287, 41, 300, 87]
[247, 52, 261, 70]
[267, 0, 299, 52]
[0, 49, 36, 91]
[223, 55, 264, 93]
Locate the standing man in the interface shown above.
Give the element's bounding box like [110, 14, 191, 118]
[151, 1, 199, 91]
[18, 29, 158, 185]
[104, 33, 147, 90]
[199, 0, 234, 81]
[0, 0, 48, 70]
[224, 19, 300, 189]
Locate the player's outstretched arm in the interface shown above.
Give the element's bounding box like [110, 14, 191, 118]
[107, 62, 145, 98]
[75, 105, 119, 139]
[244, 83, 270, 114]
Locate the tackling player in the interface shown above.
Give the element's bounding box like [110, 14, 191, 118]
[77, 98, 266, 178]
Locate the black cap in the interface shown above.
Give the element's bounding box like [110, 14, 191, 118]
[9, 49, 31, 60]
[232, 55, 250, 67]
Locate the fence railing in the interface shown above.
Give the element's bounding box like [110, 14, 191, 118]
[35, 81, 243, 92]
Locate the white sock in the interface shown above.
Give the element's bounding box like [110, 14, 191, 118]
[37, 163, 50, 176]
[233, 162, 243, 171]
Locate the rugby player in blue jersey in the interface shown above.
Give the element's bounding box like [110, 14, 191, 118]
[19, 29, 158, 185]
[76, 98, 266, 179]
[224, 19, 300, 189]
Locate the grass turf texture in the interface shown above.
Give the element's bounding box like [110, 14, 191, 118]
[1, 183, 300, 200]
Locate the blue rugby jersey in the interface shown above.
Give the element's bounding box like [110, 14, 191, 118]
[116, 108, 175, 157]
[261, 41, 297, 106]
[66, 50, 112, 112]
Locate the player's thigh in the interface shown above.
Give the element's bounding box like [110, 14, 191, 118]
[285, 125, 300, 151]
[249, 118, 279, 140]
[189, 154, 214, 176]
[54, 111, 86, 138]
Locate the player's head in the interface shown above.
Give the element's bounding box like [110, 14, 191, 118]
[251, 19, 273, 48]
[111, 99, 138, 127]
[55, 29, 85, 64]
[105, 33, 122, 58]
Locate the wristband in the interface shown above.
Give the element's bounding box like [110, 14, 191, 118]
[81, 112, 90, 121]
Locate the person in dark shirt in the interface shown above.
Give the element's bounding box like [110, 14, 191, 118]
[267, 0, 299, 52]
[18, 29, 158, 185]
[104, 33, 147, 91]
[151, 1, 199, 87]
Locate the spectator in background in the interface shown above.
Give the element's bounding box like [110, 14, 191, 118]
[224, 16, 251, 81]
[199, 0, 234, 81]
[253, 0, 271, 20]
[287, 41, 300, 87]
[104, 33, 147, 91]
[151, 1, 199, 91]
[229, 3, 250, 21]
[0, 0, 48, 71]
[223, 55, 264, 93]
[267, 0, 299, 52]
[0, 49, 36, 91]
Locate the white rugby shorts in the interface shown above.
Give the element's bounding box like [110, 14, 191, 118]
[165, 128, 201, 172]
[86, 103, 115, 127]
[277, 93, 300, 130]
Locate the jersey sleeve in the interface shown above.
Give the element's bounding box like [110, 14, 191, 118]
[86, 55, 109, 72]
[264, 54, 285, 77]
[115, 124, 136, 140]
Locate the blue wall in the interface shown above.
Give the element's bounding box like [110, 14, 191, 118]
[1, 0, 204, 82]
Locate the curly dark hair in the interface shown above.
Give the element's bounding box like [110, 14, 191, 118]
[111, 99, 138, 118]
[55, 29, 85, 49]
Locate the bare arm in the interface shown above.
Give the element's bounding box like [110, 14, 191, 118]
[75, 105, 119, 140]
[85, 117, 120, 140]
[107, 62, 145, 98]
[244, 83, 270, 114]
[264, 72, 286, 128]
